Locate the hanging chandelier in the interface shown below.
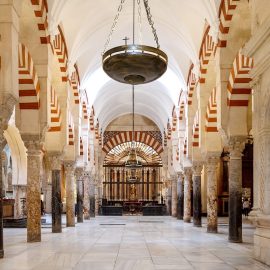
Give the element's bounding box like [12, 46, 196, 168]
[102, 0, 168, 85]
[125, 85, 142, 169]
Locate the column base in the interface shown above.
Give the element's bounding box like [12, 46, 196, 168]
[52, 227, 62, 233]
[0, 249, 4, 259]
[228, 238, 242, 243]
[193, 223, 202, 227]
[66, 224, 75, 227]
[183, 217, 191, 223]
[77, 218, 83, 223]
[27, 235, 41, 243]
[207, 226, 217, 233]
[84, 215, 90, 220]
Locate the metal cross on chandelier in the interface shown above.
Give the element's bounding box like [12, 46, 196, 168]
[102, 0, 168, 85]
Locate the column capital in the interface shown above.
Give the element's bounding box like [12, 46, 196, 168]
[228, 136, 246, 159]
[206, 154, 220, 172]
[75, 167, 84, 180]
[47, 152, 62, 170]
[177, 171, 184, 180]
[192, 161, 204, 176]
[184, 167, 192, 176]
[22, 134, 42, 156]
[63, 160, 76, 174]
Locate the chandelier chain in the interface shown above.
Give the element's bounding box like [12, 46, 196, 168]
[143, 0, 160, 48]
[137, 0, 143, 44]
[102, 0, 126, 55]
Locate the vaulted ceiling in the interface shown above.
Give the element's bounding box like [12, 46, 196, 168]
[47, 0, 221, 131]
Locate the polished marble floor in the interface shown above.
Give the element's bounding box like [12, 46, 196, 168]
[0, 216, 269, 270]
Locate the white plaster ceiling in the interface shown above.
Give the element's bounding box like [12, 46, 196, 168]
[47, 0, 220, 131]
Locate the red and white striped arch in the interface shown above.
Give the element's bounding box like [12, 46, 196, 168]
[192, 111, 200, 147]
[95, 119, 100, 140]
[102, 131, 163, 155]
[68, 114, 74, 146]
[70, 71, 80, 105]
[172, 106, 177, 132]
[227, 52, 253, 107]
[18, 43, 40, 110]
[82, 101, 88, 120]
[88, 146, 91, 162]
[205, 88, 218, 132]
[183, 137, 187, 156]
[48, 87, 61, 132]
[79, 137, 83, 156]
[30, 0, 49, 44]
[218, 0, 240, 47]
[179, 101, 185, 121]
[187, 66, 197, 105]
[52, 27, 68, 82]
[89, 106, 95, 131]
[176, 148, 179, 161]
[163, 130, 168, 147]
[167, 120, 172, 140]
[199, 26, 216, 84]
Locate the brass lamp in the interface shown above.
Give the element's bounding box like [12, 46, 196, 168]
[102, 0, 168, 85]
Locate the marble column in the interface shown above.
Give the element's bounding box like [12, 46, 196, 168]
[90, 175, 95, 217]
[83, 171, 91, 219]
[206, 155, 220, 233]
[228, 137, 245, 243]
[183, 167, 192, 223]
[64, 161, 76, 227]
[192, 162, 203, 227]
[177, 172, 184, 220]
[76, 168, 84, 223]
[48, 153, 62, 233]
[23, 135, 42, 242]
[171, 175, 178, 217]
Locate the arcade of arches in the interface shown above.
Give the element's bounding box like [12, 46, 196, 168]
[0, 0, 270, 268]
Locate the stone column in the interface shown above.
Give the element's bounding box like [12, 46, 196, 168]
[171, 175, 178, 217]
[64, 161, 76, 227]
[206, 154, 220, 233]
[22, 135, 42, 242]
[90, 175, 95, 217]
[177, 172, 184, 220]
[192, 162, 203, 227]
[75, 168, 84, 223]
[83, 171, 91, 219]
[228, 137, 245, 243]
[183, 167, 192, 223]
[48, 153, 62, 233]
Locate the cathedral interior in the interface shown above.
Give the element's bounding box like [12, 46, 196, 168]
[1, 0, 270, 269]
